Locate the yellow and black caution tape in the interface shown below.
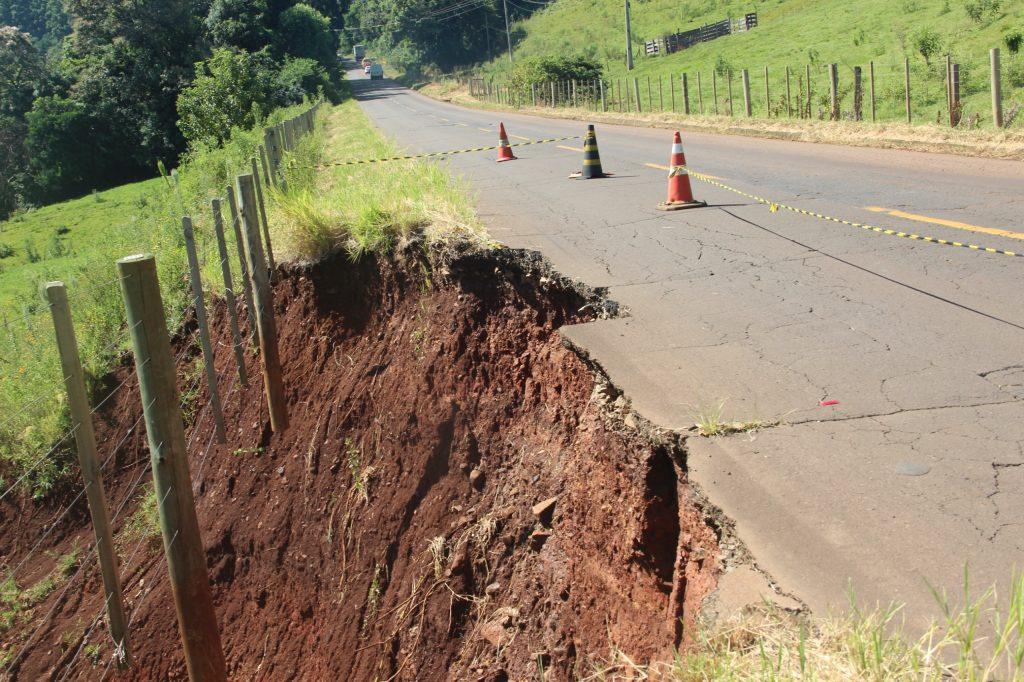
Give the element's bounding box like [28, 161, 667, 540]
[318, 135, 581, 168]
[688, 170, 1022, 258]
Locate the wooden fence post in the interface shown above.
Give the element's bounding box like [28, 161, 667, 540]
[697, 71, 703, 114]
[235, 175, 288, 433]
[853, 66, 863, 121]
[991, 48, 1003, 128]
[181, 217, 226, 444]
[225, 186, 256, 328]
[727, 70, 735, 116]
[45, 282, 131, 669]
[669, 74, 676, 111]
[805, 64, 812, 118]
[952, 62, 961, 126]
[682, 73, 690, 114]
[531, 82, 537, 107]
[829, 63, 839, 120]
[117, 254, 227, 682]
[945, 54, 953, 126]
[869, 61, 876, 122]
[250, 158, 276, 273]
[712, 71, 718, 114]
[210, 200, 247, 387]
[550, 81, 555, 107]
[258, 145, 273, 191]
[617, 78, 623, 113]
[646, 76, 652, 110]
[764, 65, 770, 117]
[633, 77, 642, 112]
[599, 79, 606, 112]
[262, 128, 280, 187]
[785, 66, 792, 117]
[904, 57, 912, 123]
[658, 74, 664, 111]
[741, 69, 752, 116]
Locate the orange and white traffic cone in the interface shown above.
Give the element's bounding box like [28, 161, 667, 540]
[657, 131, 706, 210]
[496, 122, 517, 162]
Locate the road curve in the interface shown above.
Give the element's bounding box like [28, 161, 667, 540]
[349, 71, 1024, 631]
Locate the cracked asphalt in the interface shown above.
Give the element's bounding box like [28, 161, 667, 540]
[350, 73, 1024, 630]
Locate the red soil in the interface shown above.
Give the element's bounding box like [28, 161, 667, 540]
[0, 248, 720, 680]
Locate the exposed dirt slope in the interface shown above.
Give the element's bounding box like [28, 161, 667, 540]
[1, 247, 721, 680]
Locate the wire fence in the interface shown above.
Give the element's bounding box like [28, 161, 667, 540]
[461, 47, 1024, 130]
[0, 100, 319, 679]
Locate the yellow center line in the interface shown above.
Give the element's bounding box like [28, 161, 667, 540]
[456, 122, 468, 127]
[864, 206, 1024, 241]
[438, 117, 449, 122]
[645, 163, 724, 180]
[557, 145, 584, 152]
[477, 127, 492, 133]
[508, 133, 531, 141]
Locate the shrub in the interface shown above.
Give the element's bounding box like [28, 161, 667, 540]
[275, 57, 340, 105]
[964, 0, 1001, 23]
[508, 55, 602, 94]
[1005, 29, 1023, 53]
[0, 243, 13, 258]
[177, 48, 278, 146]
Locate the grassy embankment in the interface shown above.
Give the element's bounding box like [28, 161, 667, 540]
[0, 89, 481, 501]
[424, 0, 1024, 157]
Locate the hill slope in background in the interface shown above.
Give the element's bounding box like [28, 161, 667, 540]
[484, 0, 1024, 124]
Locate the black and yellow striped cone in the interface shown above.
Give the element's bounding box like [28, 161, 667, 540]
[570, 125, 609, 179]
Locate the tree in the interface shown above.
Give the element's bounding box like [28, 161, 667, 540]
[274, 3, 337, 73]
[177, 48, 278, 146]
[206, 0, 271, 52]
[0, 25, 41, 118]
[911, 27, 941, 65]
[275, 56, 340, 104]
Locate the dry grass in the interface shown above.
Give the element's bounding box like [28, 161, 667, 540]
[418, 82, 1024, 161]
[693, 400, 778, 438]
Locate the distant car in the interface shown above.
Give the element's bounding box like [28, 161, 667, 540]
[354, 44, 365, 61]
[369, 64, 384, 80]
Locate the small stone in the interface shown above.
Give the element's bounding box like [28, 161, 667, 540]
[624, 413, 638, 429]
[529, 529, 550, 550]
[276, 466, 285, 476]
[469, 468, 485, 489]
[531, 475, 540, 484]
[485, 582, 501, 597]
[531, 496, 558, 523]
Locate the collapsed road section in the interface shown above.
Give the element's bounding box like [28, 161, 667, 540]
[1, 244, 730, 680]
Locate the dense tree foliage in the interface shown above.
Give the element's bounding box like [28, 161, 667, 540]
[0, 0, 343, 217]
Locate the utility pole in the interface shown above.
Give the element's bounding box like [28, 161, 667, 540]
[502, 0, 514, 64]
[624, 0, 634, 70]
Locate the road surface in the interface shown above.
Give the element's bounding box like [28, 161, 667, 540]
[349, 71, 1024, 630]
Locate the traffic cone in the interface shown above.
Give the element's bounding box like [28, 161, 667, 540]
[657, 131, 705, 210]
[570, 125, 609, 179]
[496, 122, 517, 162]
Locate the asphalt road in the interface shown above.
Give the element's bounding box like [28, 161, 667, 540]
[349, 70, 1024, 630]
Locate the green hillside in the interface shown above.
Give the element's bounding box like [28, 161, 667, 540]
[484, 0, 1024, 125]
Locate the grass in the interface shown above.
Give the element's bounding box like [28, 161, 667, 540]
[271, 98, 486, 264]
[693, 399, 778, 437]
[0, 99, 320, 499]
[0, 544, 80, 635]
[479, 0, 1024, 129]
[587, 570, 1024, 680]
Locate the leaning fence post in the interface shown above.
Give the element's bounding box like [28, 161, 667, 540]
[117, 254, 227, 682]
[696, 71, 703, 114]
[225, 186, 256, 328]
[682, 73, 689, 114]
[250, 158, 276, 274]
[741, 69, 752, 116]
[633, 76, 641, 112]
[210, 200, 247, 387]
[763, 66, 770, 117]
[599, 79, 606, 112]
[236, 174, 288, 433]
[712, 71, 719, 114]
[45, 282, 131, 669]
[181, 217, 226, 444]
[991, 48, 1003, 128]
